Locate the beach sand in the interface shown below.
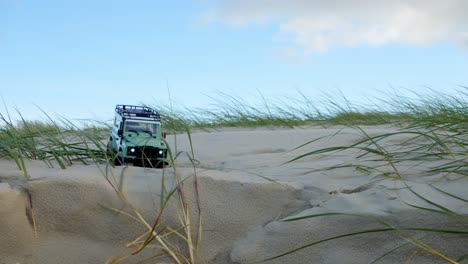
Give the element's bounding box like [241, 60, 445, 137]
[0, 126, 466, 263]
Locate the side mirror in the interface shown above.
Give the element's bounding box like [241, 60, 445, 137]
[117, 129, 123, 136]
[162, 132, 166, 139]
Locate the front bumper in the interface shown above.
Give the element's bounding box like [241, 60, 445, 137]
[127, 146, 166, 159]
[125, 146, 167, 166]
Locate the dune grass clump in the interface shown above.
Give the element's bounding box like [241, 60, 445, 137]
[149, 92, 324, 131]
[269, 89, 468, 263]
[276, 129, 468, 263]
[150, 88, 467, 131]
[385, 87, 468, 128]
[104, 128, 203, 264]
[0, 111, 110, 180]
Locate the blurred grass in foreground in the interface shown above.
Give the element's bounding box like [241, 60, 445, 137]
[271, 125, 467, 263]
[267, 88, 467, 263]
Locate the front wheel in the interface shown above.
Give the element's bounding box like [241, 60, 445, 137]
[106, 141, 114, 156]
[113, 152, 124, 166]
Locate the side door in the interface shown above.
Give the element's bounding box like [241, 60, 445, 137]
[112, 116, 123, 152]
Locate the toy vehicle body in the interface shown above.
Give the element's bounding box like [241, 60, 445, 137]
[107, 105, 167, 167]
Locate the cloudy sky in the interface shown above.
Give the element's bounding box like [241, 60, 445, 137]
[1, 0, 467, 121]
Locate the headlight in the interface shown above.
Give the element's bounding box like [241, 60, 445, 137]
[130, 148, 136, 153]
[159, 150, 163, 155]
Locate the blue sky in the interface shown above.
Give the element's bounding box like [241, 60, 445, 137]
[1, 0, 467, 122]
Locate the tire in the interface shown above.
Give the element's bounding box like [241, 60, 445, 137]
[113, 153, 124, 166]
[155, 160, 170, 169]
[106, 142, 113, 156]
[153, 160, 164, 168]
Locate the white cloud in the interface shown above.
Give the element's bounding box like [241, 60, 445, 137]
[204, 0, 468, 53]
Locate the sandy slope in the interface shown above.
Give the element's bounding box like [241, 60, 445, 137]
[0, 126, 466, 264]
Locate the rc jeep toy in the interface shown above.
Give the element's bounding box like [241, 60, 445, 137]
[107, 105, 168, 167]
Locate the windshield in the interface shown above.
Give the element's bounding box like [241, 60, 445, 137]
[124, 121, 161, 135]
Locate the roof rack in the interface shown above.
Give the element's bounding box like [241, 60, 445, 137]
[115, 105, 161, 122]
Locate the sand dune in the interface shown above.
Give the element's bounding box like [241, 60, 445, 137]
[0, 126, 466, 263]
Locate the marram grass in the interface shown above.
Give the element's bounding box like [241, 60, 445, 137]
[150, 87, 467, 132]
[0, 111, 110, 179]
[276, 102, 467, 263]
[0, 87, 466, 263]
